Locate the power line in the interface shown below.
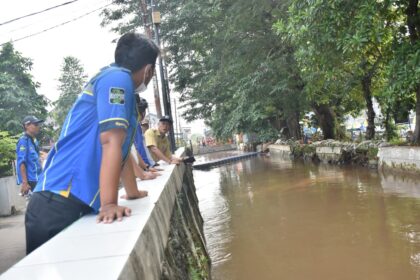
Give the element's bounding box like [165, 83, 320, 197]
[0, 3, 113, 46]
[0, 0, 80, 26]
[0, 0, 110, 37]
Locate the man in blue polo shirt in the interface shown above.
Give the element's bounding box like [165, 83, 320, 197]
[133, 96, 161, 171]
[16, 116, 44, 195]
[25, 33, 160, 254]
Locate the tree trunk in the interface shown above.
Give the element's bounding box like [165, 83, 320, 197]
[312, 104, 336, 139]
[384, 106, 394, 141]
[412, 86, 420, 143]
[286, 111, 301, 140]
[361, 75, 375, 140]
[406, 0, 420, 143]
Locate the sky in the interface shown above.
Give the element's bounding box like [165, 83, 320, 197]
[0, 0, 205, 134]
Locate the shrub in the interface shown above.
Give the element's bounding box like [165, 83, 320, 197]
[0, 131, 17, 177]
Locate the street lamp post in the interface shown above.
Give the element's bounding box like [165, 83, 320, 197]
[150, 4, 176, 152]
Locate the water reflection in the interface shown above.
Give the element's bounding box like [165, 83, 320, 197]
[194, 155, 420, 280]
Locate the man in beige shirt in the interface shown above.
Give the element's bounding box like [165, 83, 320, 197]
[144, 115, 182, 164]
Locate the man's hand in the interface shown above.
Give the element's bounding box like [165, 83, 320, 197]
[20, 182, 30, 195]
[120, 189, 148, 200]
[97, 203, 131, 224]
[170, 158, 181, 165]
[140, 171, 157, 180]
[149, 166, 163, 172]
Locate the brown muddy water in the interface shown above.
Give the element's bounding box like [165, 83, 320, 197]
[193, 153, 420, 280]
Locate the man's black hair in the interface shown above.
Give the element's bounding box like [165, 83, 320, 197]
[115, 33, 160, 72]
[135, 95, 148, 113]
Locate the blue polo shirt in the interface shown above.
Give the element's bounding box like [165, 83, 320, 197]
[16, 134, 42, 184]
[134, 124, 151, 166]
[34, 65, 137, 212]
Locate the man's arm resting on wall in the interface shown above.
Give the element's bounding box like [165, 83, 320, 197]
[97, 128, 130, 224]
[127, 154, 157, 180]
[120, 155, 149, 198]
[149, 145, 172, 164]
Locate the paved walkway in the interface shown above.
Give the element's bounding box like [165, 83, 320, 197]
[0, 211, 26, 274]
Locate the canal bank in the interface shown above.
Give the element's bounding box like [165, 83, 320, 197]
[194, 153, 420, 280]
[269, 140, 420, 174]
[0, 148, 211, 280]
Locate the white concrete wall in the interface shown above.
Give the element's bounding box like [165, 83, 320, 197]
[194, 144, 237, 155]
[269, 144, 292, 152]
[378, 146, 420, 173]
[0, 149, 190, 280]
[316, 146, 343, 163]
[0, 176, 26, 216]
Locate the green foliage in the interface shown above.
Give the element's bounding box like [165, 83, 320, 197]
[389, 138, 409, 146]
[0, 42, 49, 135]
[367, 147, 379, 160]
[100, 0, 420, 142]
[51, 56, 87, 137]
[0, 131, 17, 177]
[280, 0, 396, 139]
[102, 0, 307, 140]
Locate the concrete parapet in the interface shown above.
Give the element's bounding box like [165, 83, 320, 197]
[315, 146, 343, 164]
[378, 146, 420, 174]
[193, 152, 259, 170]
[193, 144, 236, 155]
[268, 144, 293, 159]
[0, 176, 26, 216]
[0, 148, 210, 280]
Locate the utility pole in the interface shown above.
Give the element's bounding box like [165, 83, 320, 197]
[150, 0, 176, 152]
[173, 98, 179, 141]
[139, 0, 162, 118]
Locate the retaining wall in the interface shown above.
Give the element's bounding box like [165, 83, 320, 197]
[0, 176, 26, 216]
[378, 146, 420, 174]
[268, 145, 292, 159]
[0, 148, 210, 280]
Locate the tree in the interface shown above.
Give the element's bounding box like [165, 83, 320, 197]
[101, 0, 308, 141]
[0, 42, 48, 135]
[384, 0, 420, 143]
[51, 56, 87, 135]
[0, 131, 18, 177]
[282, 0, 395, 140]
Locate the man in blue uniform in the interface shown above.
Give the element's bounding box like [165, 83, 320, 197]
[25, 33, 160, 254]
[133, 96, 160, 171]
[16, 116, 44, 195]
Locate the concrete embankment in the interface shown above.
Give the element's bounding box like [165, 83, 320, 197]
[269, 140, 420, 174]
[193, 144, 237, 155]
[378, 146, 420, 174]
[0, 148, 210, 280]
[193, 152, 259, 170]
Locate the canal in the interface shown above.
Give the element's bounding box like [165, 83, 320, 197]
[194, 153, 420, 280]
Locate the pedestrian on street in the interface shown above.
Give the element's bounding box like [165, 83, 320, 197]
[16, 116, 44, 195]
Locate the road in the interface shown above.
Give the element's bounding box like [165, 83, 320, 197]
[0, 211, 26, 274]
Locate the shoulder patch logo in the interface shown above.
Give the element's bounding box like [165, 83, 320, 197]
[109, 87, 125, 105]
[20, 146, 26, 151]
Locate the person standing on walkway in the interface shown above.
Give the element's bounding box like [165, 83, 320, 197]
[16, 116, 44, 195]
[24, 33, 160, 254]
[145, 116, 182, 164]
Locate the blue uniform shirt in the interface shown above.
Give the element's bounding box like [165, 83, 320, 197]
[16, 134, 42, 184]
[134, 124, 151, 166]
[34, 64, 138, 212]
